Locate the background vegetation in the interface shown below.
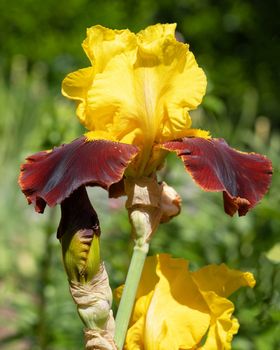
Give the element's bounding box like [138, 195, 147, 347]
[0, 1, 279, 349]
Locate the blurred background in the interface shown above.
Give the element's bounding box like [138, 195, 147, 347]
[0, 0, 279, 349]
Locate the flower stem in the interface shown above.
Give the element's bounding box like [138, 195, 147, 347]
[114, 241, 149, 349]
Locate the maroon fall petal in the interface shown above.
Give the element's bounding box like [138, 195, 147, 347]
[162, 137, 272, 216]
[19, 136, 138, 213]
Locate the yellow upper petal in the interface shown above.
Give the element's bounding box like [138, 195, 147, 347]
[136, 23, 177, 60]
[198, 292, 239, 350]
[143, 255, 210, 350]
[191, 263, 256, 298]
[123, 255, 255, 350]
[191, 264, 255, 350]
[62, 24, 207, 174]
[62, 67, 94, 127]
[82, 25, 137, 73]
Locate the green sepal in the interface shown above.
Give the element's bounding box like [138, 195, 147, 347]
[61, 230, 100, 283]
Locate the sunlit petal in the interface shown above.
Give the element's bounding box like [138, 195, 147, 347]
[162, 137, 272, 216]
[62, 67, 94, 126]
[191, 264, 255, 350]
[123, 255, 255, 350]
[82, 25, 137, 71]
[19, 136, 138, 212]
[62, 24, 206, 174]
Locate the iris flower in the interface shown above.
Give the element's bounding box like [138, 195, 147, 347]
[115, 254, 255, 350]
[19, 23, 271, 218]
[18, 23, 272, 350]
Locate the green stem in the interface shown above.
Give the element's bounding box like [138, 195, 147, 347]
[114, 242, 149, 349]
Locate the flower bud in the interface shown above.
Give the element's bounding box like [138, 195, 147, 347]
[58, 186, 101, 283]
[160, 182, 181, 223]
[61, 230, 100, 283]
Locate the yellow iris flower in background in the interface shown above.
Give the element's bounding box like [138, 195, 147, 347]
[116, 254, 255, 350]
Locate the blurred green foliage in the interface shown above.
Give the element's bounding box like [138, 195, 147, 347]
[1, 0, 279, 127]
[0, 1, 279, 350]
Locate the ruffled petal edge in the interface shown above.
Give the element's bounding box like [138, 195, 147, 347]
[19, 136, 138, 213]
[161, 137, 272, 216]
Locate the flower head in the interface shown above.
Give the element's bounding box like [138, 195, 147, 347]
[62, 24, 207, 175]
[115, 254, 255, 350]
[19, 23, 272, 218]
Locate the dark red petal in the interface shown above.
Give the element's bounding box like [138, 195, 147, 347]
[162, 138, 272, 216]
[19, 136, 138, 213]
[108, 179, 125, 198]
